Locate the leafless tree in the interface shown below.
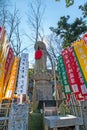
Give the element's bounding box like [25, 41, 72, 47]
[7, 7, 20, 43]
[11, 24, 28, 56]
[46, 33, 62, 63]
[0, 0, 8, 8]
[0, 6, 27, 56]
[0, 6, 9, 27]
[27, 0, 46, 44]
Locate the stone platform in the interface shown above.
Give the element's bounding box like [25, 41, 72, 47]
[44, 115, 83, 130]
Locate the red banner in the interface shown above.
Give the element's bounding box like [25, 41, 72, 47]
[62, 48, 80, 94]
[3, 47, 14, 94]
[62, 47, 87, 99]
[68, 47, 87, 96]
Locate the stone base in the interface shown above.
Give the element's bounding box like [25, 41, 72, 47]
[35, 83, 53, 101]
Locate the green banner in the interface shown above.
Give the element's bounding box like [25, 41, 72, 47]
[57, 55, 72, 94]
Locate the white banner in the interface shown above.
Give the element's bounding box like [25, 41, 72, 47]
[17, 53, 29, 95]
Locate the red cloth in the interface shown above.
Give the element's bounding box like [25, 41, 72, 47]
[35, 50, 42, 59]
[84, 34, 87, 38]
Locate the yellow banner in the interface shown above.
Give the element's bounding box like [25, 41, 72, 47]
[0, 28, 9, 102]
[0, 49, 6, 102]
[4, 57, 19, 100]
[73, 39, 87, 83]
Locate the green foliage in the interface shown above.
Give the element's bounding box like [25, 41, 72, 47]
[50, 3, 87, 49]
[55, 0, 74, 7]
[65, 0, 74, 7]
[58, 101, 71, 115]
[79, 2, 87, 18]
[28, 69, 34, 80]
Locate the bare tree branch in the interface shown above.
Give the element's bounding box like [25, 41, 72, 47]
[27, 0, 45, 43]
[0, 6, 9, 27]
[0, 5, 27, 56]
[46, 33, 62, 63]
[7, 6, 21, 42]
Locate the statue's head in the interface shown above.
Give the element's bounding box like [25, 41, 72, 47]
[34, 41, 46, 51]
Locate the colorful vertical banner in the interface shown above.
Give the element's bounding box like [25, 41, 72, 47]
[4, 57, 19, 100]
[3, 46, 14, 94]
[67, 47, 87, 96]
[0, 27, 7, 102]
[57, 55, 72, 94]
[0, 27, 8, 60]
[17, 53, 29, 95]
[73, 39, 87, 87]
[0, 55, 6, 102]
[62, 49, 80, 94]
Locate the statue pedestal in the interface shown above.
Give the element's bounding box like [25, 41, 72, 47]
[32, 81, 53, 111]
[35, 82, 53, 101]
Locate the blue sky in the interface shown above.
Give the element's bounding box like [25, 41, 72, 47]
[8, 0, 87, 67]
[10, 0, 87, 34]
